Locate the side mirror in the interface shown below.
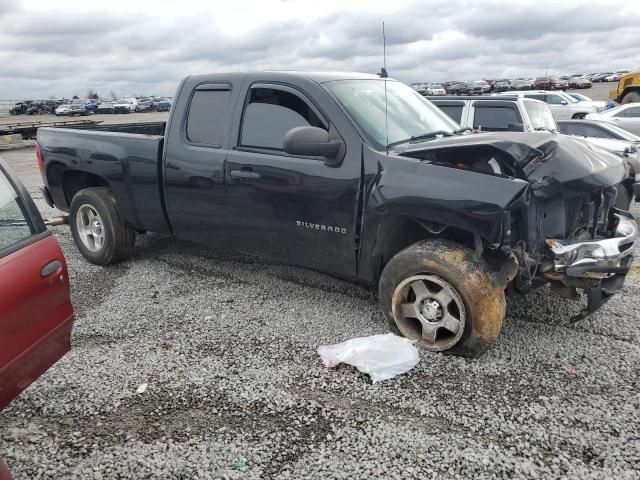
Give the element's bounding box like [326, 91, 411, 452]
[283, 126, 343, 160]
[507, 122, 525, 132]
[560, 100, 568, 105]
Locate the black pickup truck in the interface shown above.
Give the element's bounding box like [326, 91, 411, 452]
[36, 71, 637, 357]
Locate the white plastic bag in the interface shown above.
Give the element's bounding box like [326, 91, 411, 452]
[317, 333, 420, 383]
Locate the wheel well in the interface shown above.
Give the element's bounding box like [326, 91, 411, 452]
[375, 216, 476, 280]
[61, 170, 109, 206]
[621, 86, 640, 100]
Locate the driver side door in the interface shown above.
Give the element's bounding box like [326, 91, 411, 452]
[221, 83, 361, 278]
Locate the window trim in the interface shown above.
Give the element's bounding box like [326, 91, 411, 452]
[183, 81, 232, 149]
[236, 82, 330, 158]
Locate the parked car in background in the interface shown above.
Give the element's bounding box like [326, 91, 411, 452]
[533, 77, 555, 90]
[474, 80, 491, 94]
[135, 97, 154, 112]
[557, 119, 640, 204]
[557, 119, 640, 144]
[567, 92, 615, 111]
[68, 99, 92, 116]
[508, 79, 532, 91]
[498, 90, 598, 119]
[591, 72, 613, 83]
[113, 98, 136, 113]
[152, 97, 172, 112]
[494, 80, 511, 93]
[96, 101, 115, 114]
[425, 84, 446, 96]
[55, 103, 72, 116]
[9, 102, 30, 115]
[428, 95, 557, 133]
[445, 82, 465, 95]
[587, 104, 640, 135]
[551, 77, 568, 90]
[569, 77, 592, 89]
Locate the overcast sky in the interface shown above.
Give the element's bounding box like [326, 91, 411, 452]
[1, 0, 638, 99]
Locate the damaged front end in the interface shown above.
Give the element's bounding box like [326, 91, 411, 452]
[544, 210, 636, 317]
[399, 132, 638, 317]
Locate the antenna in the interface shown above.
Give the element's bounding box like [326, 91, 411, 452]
[382, 21, 389, 154]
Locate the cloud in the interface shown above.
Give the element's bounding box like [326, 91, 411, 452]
[0, 0, 638, 99]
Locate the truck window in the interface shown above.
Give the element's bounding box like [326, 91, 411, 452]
[0, 169, 34, 253]
[526, 94, 546, 102]
[437, 105, 464, 123]
[546, 94, 565, 105]
[623, 107, 640, 118]
[563, 123, 609, 138]
[186, 89, 232, 146]
[473, 106, 521, 131]
[524, 100, 557, 131]
[240, 87, 327, 150]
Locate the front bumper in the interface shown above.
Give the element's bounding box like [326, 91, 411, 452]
[545, 211, 637, 317]
[547, 212, 637, 279]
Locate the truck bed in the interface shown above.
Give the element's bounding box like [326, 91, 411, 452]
[63, 122, 166, 136]
[37, 123, 170, 234]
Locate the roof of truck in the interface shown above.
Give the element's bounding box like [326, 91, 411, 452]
[187, 71, 385, 84]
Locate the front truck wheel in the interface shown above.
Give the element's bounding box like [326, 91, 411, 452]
[69, 187, 135, 265]
[379, 240, 506, 358]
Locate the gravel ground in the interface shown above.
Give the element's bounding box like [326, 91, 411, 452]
[1, 146, 639, 479]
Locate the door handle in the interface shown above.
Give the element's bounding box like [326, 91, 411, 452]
[41, 260, 62, 277]
[230, 170, 261, 180]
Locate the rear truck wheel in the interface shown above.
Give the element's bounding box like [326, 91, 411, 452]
[621, 91, 640, 104]
[379, 239, 507, 358]
[69, 187, 135, 265]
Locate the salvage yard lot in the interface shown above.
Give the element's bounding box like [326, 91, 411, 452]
[1, 138, 639, 479]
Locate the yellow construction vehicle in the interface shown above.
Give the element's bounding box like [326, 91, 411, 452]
[610, 71, 640, 103]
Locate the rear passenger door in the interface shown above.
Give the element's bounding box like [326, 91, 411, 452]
[471, 101, 523, 132]
[0, 160, 73, 410]
[164, 82, 236, 242]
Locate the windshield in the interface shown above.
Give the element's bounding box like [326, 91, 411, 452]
[324, 79, 459, 150]
[524, 100, 557, 132]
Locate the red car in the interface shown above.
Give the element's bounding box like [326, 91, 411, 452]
[0, 157, 74, 478]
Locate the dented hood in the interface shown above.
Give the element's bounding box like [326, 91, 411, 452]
[399, 132, 626, 194]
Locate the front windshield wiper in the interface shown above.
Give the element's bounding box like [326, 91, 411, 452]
[534, 127, 557, 133]
[388, 129, 465, 148]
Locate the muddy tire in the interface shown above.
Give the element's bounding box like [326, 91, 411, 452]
[69, 187, 135, 265]
[621, 91, 640, 104]
[379, 239, 506, 358]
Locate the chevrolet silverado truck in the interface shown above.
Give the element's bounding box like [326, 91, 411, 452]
[36, 72, 638, 357]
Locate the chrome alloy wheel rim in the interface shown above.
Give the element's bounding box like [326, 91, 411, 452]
[76, 204, 105, 252]
[391, 275, 466, 351]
